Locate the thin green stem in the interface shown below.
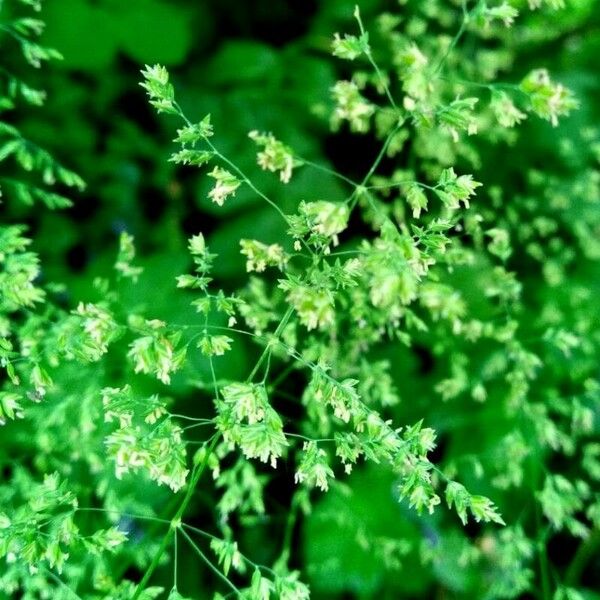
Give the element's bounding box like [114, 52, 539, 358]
[528, 451, 552, 600]
[272, 388, 299, 403]
[367, 180, 438, 193]
[132, 434, 220, 599]
[346, 123, 403, 214]
[325, 249, 361, 257]
[172, 323, 261, 342]
[261, 348, 273, 384]
[536, 508, 552, 600]
[181, 522, 218, 541]
[354, 7, 398, 110]
[366, 51, 398, 109]
[173, 526, 179, 590]
[361, 123, 402, 186]
[277, 491, 300, 568]
[246, 306, 294, 383]
[296, 155, 360, 188]
[267, 362, 298, 392]
[284, 432, 336, 444]
[112, 494, 182, 583]
[565, 528, 600, 586]
[179, 528, 242, 596]
[182, 421, 216, 432]
[204, 298, 221, 399]
[181, 523, 277, 577]
[169, 414, 214, 423]
[43, 568, 83, 600]
[440, 75, 531, 98]
[205, 138, 290, 226]
[432, 0, 471, 77]
[75, 507, 171, 526]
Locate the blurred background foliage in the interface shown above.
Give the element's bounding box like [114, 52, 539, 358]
[2, 0, 600, 597]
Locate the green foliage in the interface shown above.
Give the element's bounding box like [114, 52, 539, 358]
[1, 0, 599, 598]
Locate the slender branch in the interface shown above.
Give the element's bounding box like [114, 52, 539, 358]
[277, 491, 299, 568]
[132, 434, 220, 599]
[565, 528, 600, 586]
[204, 137, 290, 226]
[179, 528, 242, 596]
[295, 155, 360, 188]
[362, 123, 402, 185]
[284, 432, 336, 444]
[75, 507, 171, 526]
[173, 526, 179, 590]
[354, 7, 398, 110]
[181, 523, 278, 577]
[42, 568, 83, 600]
[246, 306, 294, 383]
[345, 122, 403, 212]
[432, 0, 471, 77]
[266, 361, 300, 395]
